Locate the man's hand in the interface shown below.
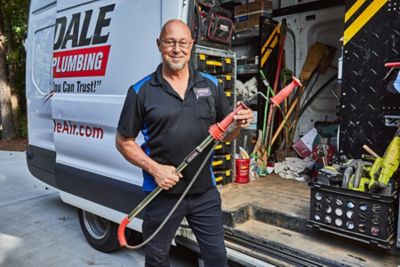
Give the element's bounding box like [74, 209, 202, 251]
[233, 107, 253, 129]
[151, 164, 182, 190]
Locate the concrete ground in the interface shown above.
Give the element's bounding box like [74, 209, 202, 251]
[0, 151, 198, 267]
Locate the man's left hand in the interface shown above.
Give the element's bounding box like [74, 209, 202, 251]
[233, 108, 253, 129]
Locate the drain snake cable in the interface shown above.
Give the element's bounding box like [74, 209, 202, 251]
[120, 142, 219, 249]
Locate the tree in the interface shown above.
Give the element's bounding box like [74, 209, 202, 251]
[6, 12, 20, 131]
[0, 0, 29, 139]
[0, 8, 16, 140]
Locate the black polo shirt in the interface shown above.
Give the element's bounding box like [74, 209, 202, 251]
[117, 64, 230, 194]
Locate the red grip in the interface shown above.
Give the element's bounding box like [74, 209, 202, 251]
[118, 216, 130, 247]
[209, 102, 248, 141]
[385, 62, 400, 68]
[270, 76, 302, 106]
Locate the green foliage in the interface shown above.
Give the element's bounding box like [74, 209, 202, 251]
[1, 0, 29, 137]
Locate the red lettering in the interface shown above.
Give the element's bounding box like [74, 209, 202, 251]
[57, 122, 62, 132]
[53, 45, 110, 78]
[62, 121, 69, 134]
[85, 127, 92, 137]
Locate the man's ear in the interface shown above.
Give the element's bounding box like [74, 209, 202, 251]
[156, 39, 161, 51]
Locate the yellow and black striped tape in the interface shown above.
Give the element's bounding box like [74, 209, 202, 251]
[344, 0, 388, 46]
[260, 24, 280, 67]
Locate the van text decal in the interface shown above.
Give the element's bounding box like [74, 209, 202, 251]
[52, 4, 115, 78]
[54, 120, 104, 139]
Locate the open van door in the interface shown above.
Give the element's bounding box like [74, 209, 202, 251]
[26, 0, 57, 187]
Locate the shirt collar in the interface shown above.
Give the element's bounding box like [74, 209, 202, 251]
[149, 63, 206, 88]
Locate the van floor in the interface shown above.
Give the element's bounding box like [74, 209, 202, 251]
[220, 174, 400, 267]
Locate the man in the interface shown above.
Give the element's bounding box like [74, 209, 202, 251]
[116, 19, 253, 267]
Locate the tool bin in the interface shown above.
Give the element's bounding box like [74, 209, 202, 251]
[216, 74, 234, 90]
[212, 154, 232, 171]
[224, 90, 233, 104]
[214, 142, 232, 155]
[192, 45, 236, 182]
[308, 183, 398, 249]
[213, 170, 232, 185]
[195, 53, 233, 74]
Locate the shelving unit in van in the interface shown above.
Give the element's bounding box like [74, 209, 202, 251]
[191, 45, 236, 185]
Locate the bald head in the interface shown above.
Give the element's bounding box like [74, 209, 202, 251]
[159, 19, 192, 41]
[157, 19, 193, 72]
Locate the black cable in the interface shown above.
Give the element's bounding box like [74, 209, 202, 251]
[300, 72, 320, 107]
[299, 75, 336, 117]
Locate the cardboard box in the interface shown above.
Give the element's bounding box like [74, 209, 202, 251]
[234, 0, 272, 32]
[234, 0, 272, 18]
[234, 12, 270, 32]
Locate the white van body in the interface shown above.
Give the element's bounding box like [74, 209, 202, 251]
[27, 0, 398, 265]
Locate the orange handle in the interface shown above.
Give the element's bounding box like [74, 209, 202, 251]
[270, 76, 302, 106]
[208, 102, 248, 141]
[118, 216, 130, 247]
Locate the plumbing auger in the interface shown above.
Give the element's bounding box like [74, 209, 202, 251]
[118, 100, 253, 249]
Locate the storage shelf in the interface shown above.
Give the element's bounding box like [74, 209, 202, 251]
[234, 28, 260, 39]
[237, 64, 259, 75]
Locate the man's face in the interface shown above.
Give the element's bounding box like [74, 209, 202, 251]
[158, 22, 193, 72]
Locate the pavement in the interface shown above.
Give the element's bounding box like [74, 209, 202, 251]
[0, 151, 197, 267]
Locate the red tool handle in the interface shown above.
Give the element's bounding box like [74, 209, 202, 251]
[385, 62, 400, 68]
[118, 216, 130, 247]
[209, 102, 249, 141]
[270, 77, 302, 106]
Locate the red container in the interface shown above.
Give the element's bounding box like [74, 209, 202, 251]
[235, 159, 250, 183]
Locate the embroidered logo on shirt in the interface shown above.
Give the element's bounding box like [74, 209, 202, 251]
[194, 87, 211, 99]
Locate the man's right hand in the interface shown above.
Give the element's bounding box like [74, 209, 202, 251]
[151, 164, 182, 190]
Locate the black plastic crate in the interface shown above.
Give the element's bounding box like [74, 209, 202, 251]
[308, 183, 398, 249]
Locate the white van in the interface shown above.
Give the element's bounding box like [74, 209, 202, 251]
[26, 0, 400, 266]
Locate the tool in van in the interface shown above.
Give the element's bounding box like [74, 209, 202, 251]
[341, 159, 357, 189]
[348, 160, 371, 192]
[259, 72, 299, 145]
[383, 62, 400, 94]
[253, 73, 301, 172]
[264, 20, 288, 160]
[317, 166, 342, 187]
[366, 128, 400, 192]
[312, 122, 337, 168]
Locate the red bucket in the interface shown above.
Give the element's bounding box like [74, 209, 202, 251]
[235, 158, 250, 183]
